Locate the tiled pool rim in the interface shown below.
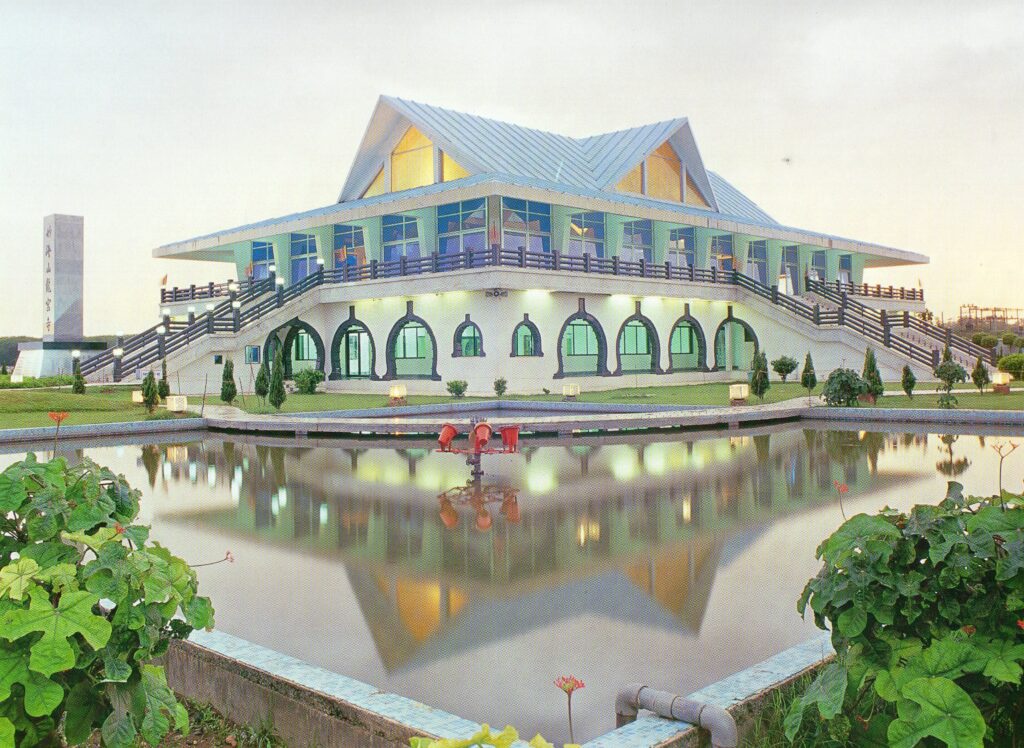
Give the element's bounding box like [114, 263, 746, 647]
[177, 628, 834, 748]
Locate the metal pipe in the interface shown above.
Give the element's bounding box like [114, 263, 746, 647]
[615, 683, 738, 748]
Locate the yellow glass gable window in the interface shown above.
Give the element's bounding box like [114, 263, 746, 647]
[646, 143, 682, 202]
[362, 168, 386, 198]
[391, 126, 434, 192]
[685, 173, 711, 208]
[616, 163, 643, 194]
[441, 151, 469, 182]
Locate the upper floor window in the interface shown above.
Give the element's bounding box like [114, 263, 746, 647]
[621, 220, 653, 264]
[382, 215, 420, 264]
[749, 240, 768, 284]
[567, 212, 605, 258]
[290, 233, 318, 282]
[711, 234, 734, 272]
[437, 199, 487, 254]
[334, 225, 366, 270]
[250, 241, 274, 280]
[501, 198, 550, 253]
[391, 126, 434, 193]
[839, 254, 853, 284]
[667, 227, 695, 268]
[811, 251, 827, 281]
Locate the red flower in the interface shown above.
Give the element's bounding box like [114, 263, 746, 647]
[1017, 619, 1024, 631]
[225, 550, 235, 563]
[114, 523, 125, 535]
[962, 625, 976, 635]
[48, 411, 69, 425]
[833, 479, 849, 494]
[555, 675, 585, 694]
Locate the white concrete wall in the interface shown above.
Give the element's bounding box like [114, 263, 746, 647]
[147, 275, 927, 396]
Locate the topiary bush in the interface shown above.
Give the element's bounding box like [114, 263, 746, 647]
[821, 368, 867, 407]
[1015, 336, 1024, 350]
[1002, 331, 1017, 347]
[789, 483, 1024, 746]
[219, 359, 236, 405]
[493, 377, 507, 397]
[980, 334, 999, 349]
[800, 353, 816, 400]
[71, 358, 86, 396]
[292, 368, 324, 394]
[999, 353, 1024, 381]
[901, 364, 916, 399]
[972, 332, 987, 345]
[934, 359, 967, 409]
[771, 355, 798, 383]
[0, 453, 215, 747]
[446, 380, 468, 398]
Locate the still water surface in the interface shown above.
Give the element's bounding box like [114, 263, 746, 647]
[4, 425, 1023, 743]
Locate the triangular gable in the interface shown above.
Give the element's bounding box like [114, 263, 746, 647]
[338, 97, 492, 202]
[591, 120, 718, 211]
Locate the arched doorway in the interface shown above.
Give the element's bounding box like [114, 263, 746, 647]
[330, 309, 376, 380]
[713, 316, 758, 371]
[263, 319, 325, 379]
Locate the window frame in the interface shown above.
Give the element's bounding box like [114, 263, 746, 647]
[501, 197, 551, 254]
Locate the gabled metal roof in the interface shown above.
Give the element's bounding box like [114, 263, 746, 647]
[338, 96, 720, 210]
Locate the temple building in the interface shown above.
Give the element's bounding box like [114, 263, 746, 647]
[83, 96, 942, 391]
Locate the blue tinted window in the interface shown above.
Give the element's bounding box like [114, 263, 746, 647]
[382, 215, 420, 261]
[437, 200, 487, 253]
[621, 219, 653, 263]
[502, 197, 551, 253]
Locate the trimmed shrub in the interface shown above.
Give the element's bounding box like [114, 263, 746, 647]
[254, 360, 269, 404]
[71, 358, 86, 395]
[971, 332, 987, 345]
[293, 368, 325, 394]
[822, 368, 866, 407]
[750, 351, 770, 400]
[1014, 335, 1024, 350]
[141, 370, 159, 413]
[933, 359, 967, 409]
[980, 334, 998, 349]
[901, 364, 916, 398]
[219, 359, 236, 404]
[268, 348, 286, 410]
[971, 355, 990, 393]
[446, 380, 468, 398]
[999, 353, 1024, 380]
[771, 355, 798, 383]
[861, 348, 884, 399]
[157, 358, 171, 400]
[493, 377, 507, 397]
[1002, 331, 1017, 347]
[800, 353, 816, 398]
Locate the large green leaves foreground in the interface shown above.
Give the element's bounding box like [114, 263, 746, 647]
[0, 454, 214, 747]
[787, 483, 1024, 746]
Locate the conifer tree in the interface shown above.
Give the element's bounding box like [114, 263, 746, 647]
[800, 353, 817, 403]
[268, 348, 286, 410]
[72, 357, 86, 395]
[862, 348, 884, 399]
[972, 356, 990, 394]
[254, 359, 269, 405]
[158, 358, 171, 400]
[141, 371, 159, 413]
[220, 359, 237, 404]
[750, 350, 770, 401]
[901, 365, 916, 398]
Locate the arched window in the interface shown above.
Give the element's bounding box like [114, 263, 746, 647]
[512, 320, 540, 356]
[396, 322, 427, 360]
[331, 314, 375, 380]
[263, 321, 325, 379]
[562, 320, 600, 374]
[615, 314, 660, 374]
[458, 325, 482, 357]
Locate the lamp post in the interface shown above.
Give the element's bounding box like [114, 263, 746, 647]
[187, 305, 196, 324]
[156, 325, 166, 358]
[275, 275, 285, 307]
[112, 346, 124, 382]
[231, 300, 241, 332]
[268, 263, 277, 289]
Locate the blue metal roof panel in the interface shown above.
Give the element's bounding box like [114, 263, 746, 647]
[706, 172, 777, 225]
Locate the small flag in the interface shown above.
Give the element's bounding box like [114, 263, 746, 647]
[160, 274, 168, 286]
[245, 262, 254, 278]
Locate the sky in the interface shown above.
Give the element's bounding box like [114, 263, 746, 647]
[1, 0, 1022, 336]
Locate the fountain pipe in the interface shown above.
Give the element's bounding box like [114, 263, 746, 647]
[615, 683, 738, 748]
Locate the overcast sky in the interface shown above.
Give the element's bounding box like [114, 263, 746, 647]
[2, 0, 1022, 336]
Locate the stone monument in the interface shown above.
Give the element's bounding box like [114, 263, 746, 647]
[12, 215, 106, 379]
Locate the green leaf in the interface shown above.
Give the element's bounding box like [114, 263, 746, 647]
[67, 491, 116, 532]
[0, 472, 27, 513]
[0, 648, 29, 702]
[34, 563, 79, 594]
[64, 680, 104, 745]
[818, 514, 902, 563]
[887, 676, 985, 748]
[975, 638, 1024, 684]
[100, 708, 137, 748]
[103, 654, 133, 683]
[20, 541, 78, 568]
[138, 665, 179, 746]
[22, 671, 62, 717]
[997, 534, 1024, 581]
[0, 558, 39, 601]
[783, 662, 847, 741]
[185, 596, 215, 630]
[0, 717, 14, 748]
[0, 588, 112, 676]
[60, 526, 120, 551]
[838, 607, 868, 638]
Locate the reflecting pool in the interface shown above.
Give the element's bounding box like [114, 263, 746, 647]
[3, 425, 1023, 743]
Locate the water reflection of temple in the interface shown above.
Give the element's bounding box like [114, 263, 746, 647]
[144, 428, 922, 671]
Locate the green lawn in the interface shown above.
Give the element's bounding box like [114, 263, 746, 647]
[0, 387, 183, 428]
[239, 381, 821, 414]
[877, 390, 1024, 411]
